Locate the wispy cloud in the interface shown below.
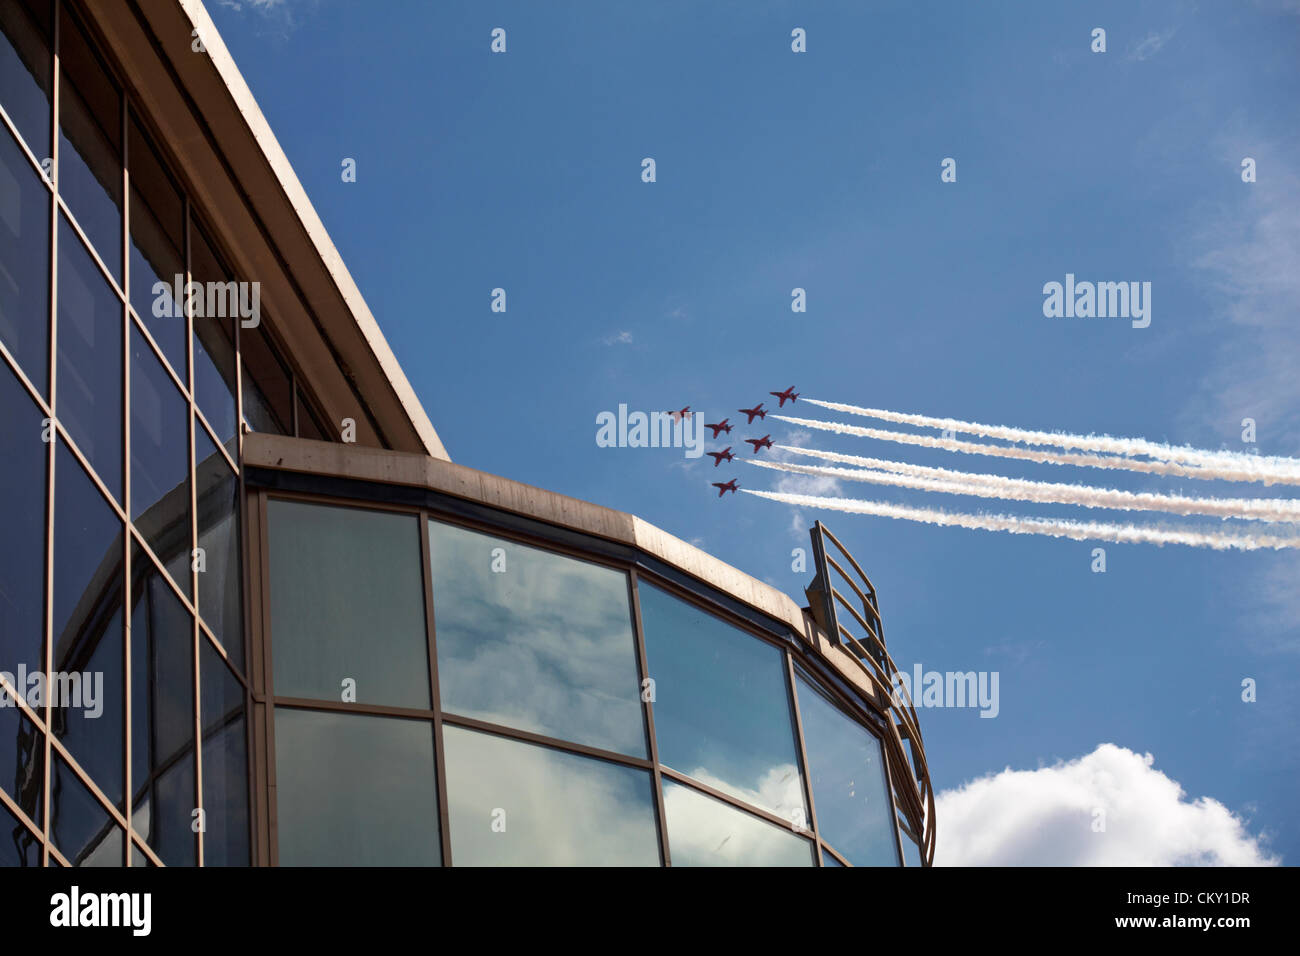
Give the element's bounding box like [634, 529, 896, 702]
[601, 330, 634, 346]
[1128, 27, 1177, 62]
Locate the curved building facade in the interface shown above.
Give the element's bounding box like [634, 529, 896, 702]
[0, 0, 932, 866]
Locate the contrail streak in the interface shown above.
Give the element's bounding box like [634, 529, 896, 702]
[741, 489, 1300, 551]
[761, 449, 1300, 522]
[772, 414, 1300, 486]
[806, 397, 1300, 483]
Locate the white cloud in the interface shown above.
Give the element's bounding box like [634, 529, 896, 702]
[935, 744, 1279, 866]
[764, 431, 844, 537]
[1128, 28, 1176, 62]
[601, 330, 634, 346]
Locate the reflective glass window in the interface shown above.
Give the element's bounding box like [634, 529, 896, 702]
[274, 708, 439, 866]
[269, 500, 429, 708]
[639, 583, 806, 822]
[189, 224, 236, 445]
[195, 425, 242, 670]
[442, 726, 660, 866]
[241, 326, 291, 435]
[49, 752, 120, 866]
[199, 638, 248, 866]
[430, 521, 646, 755]
[296, 387, 327, 441]
[0, 0, 53, 161]
[662, 780, 814, 867]
[823, 848, 845, 867]
[51, 598, 123, 811]
[795, 671, 900, 866]
[56, 5, 120, 279]
[0, 364, 45, 677]
[52, 441, 122, 662]
[56, 214, 121, 500]
[130, 323, 190, 599]
[0, 120, 49, 394]
[127, 117, 184, 376]
[0, 798, 40, 866]
[0, 702, 41, 829]
[130, 543, 196, 866]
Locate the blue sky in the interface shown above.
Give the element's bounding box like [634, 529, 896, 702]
[210, 0, 1299, 864]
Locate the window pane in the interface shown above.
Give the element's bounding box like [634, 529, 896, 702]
[0, 363, 45, 677]
[639, 584, 806, 822]
[296, 387, 327, 441]
[129, 543, 196, 866]
[0, 0, 53, 162]
[51, 599, 123, 811]
[189, 224, 236, 445]
[274, 707, 439, 866]
[130, 323, 190, 600]
[0, 798, 40, 867]
[56, 215, 121, 500]
[662, 780, 814, 867]
[0, 121, 49, 395]
[199, 638, 248, 866]
[822, 848, 844, 867]
[241, 326, 291, 435]
[56, 6, 120, 280]
[127, 118, 184, 376]
[195, 425, 242, 671]
[269, 500, 429, 708]
[442, 726, 659, 866]
[795, 671, 900, 866]
[52, 441, 122, 665]
[430, 521, 646, 755]
[0, 701, 41, 828]
[49, 753, 120, 866]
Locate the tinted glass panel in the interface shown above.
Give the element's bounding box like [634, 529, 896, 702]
[795, 671, 899, 866]
[639, 584, 806, 822]
[0, 798, 40, 867]
[130, 324, 190, 599]
[430, 521, 645, 755]
[49, 753, 119, 866]
[0, 703, 41, 827]
[662, 780, 814, 867]
[0, 364, 45, 677]
[0, 0, 53, 161]
[195, 426, 241, 670]
[56, 7, 120, 280]
[52, 442, 122, 661]
[130, 544, 196, 866]
[56, 215, 121, 500]
[443, 726, 659, 866]
[823, 848, 845, 867]
[296, 388, 327, 441]
[274, 708, 439, 866]
[269, 500, 429, 708]
[241, 327, 291, 435]
[199, 638, 248, 866]
[189, 225, 236, 444]
[51, 599, 123, 811]
[0, 121, 49, 394]
[127, 118, 184, 375]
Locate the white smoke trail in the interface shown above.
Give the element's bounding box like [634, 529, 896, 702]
[761, 448, 1300, 522]
[772, 413, 1299, 486]
[741, 489, 1300, 552]
[806, 397, 1300, 482]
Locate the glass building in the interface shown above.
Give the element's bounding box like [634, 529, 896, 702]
[0, 0, 933, 867]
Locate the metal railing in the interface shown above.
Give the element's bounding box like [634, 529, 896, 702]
[806, 521, 935, 867]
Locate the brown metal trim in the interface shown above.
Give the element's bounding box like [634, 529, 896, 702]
[437, 714, 654, 772]
[628, 567, 669, 866]
[785, 651, 821, 856]
[257, 490, 277, 866]
[418, 511, 453, 866]
[821, 842, 851, 867]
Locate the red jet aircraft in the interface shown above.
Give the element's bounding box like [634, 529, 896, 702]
[745, 435, 773, 453]
[739, 403, 767, 424]
[706, 447, 734, 467]
[770, 386, 799, 407]
[669, 406, 692, 423]
[712, 479, 739, 497]
[705, 418, 732, 438]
